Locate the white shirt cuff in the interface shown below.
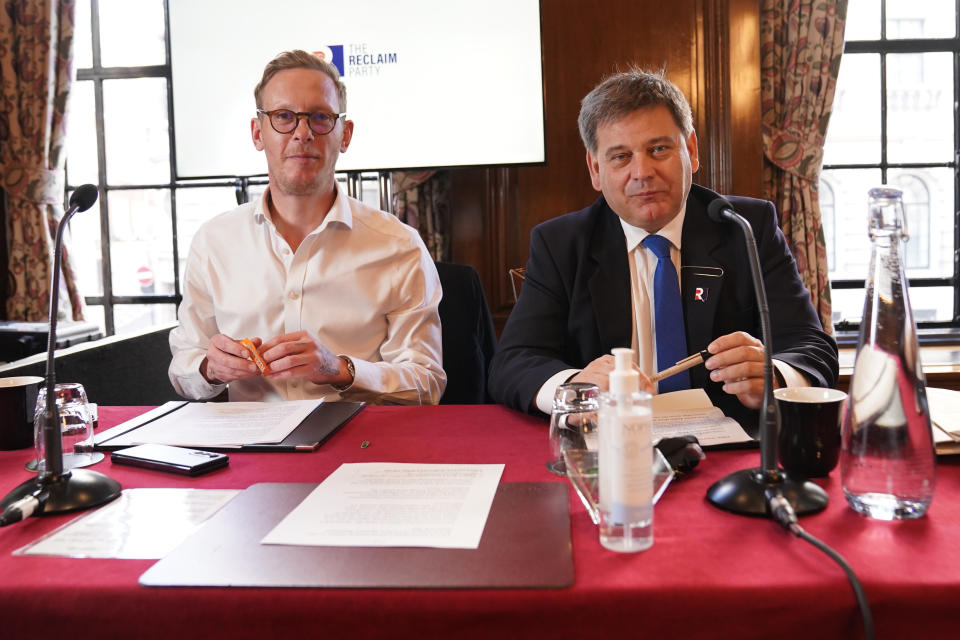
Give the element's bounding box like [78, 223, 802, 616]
[535, 368, 582, 415]
[772, 359, 810, 388]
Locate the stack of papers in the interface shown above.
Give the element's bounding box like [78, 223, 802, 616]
[926, 387, 960, 455]
[652, 389, 753, 447]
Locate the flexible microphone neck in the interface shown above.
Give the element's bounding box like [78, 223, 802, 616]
[706, 197, 779, 480]
[42, 184, 100, 480]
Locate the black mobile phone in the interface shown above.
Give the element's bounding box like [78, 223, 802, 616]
[110, 444, 229, 476]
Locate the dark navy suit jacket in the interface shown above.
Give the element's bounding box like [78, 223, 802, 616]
[488, 184, 839, 432]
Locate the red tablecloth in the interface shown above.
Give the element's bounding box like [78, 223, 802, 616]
[1, 405, 959, 640]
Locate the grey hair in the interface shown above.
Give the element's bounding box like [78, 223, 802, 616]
[577, 66, 693, 153]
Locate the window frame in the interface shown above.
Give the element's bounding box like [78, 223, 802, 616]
[823, 0, 960, 338]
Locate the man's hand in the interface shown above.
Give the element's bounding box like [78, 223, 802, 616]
[201, 334, 262, 384]
[260, 331, 353, 387]
[705, 331, 767, 409]
[569, 354, 654, 393]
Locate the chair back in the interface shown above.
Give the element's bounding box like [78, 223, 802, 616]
[435, 262, 497, 404]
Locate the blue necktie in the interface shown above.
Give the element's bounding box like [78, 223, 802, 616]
[642, 235, 689, 393]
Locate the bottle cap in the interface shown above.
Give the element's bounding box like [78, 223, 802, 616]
[609, 347, 638, 394]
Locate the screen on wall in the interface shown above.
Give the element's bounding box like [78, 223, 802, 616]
[168, 0, 545, 178]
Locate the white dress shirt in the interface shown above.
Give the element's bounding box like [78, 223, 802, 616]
[169, 183, 446, 404]
[534, 209, 807, 414]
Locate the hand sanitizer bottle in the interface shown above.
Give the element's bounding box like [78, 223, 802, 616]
[598, 348, 654, 552]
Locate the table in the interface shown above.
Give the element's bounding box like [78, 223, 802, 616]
[1, 405, 959, 639]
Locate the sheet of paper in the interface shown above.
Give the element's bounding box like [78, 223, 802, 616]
[652, 388, 753, 447]
[923, 387, 960, 454]
[103, 400, 320, 447]
[262, 463, 505, 549]
[15, 488, 239, 559]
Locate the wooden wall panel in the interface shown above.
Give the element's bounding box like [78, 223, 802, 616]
[448, 0, 762, 331]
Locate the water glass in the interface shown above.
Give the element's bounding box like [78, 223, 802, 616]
[548, 382, 599, 475]
[28, 382, 103, 473]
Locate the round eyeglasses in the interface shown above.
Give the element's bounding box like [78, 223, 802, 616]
[256, 108, 345, 136]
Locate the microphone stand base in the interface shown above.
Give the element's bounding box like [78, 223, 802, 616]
[706, 467, 828, 516]
[0, 469, 121, 514]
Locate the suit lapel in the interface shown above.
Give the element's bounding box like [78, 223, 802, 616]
[588, 200, 632, 352]
[681, 187, 728, 386]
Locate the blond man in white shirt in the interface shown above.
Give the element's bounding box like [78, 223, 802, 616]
[169, 50, 445, 404]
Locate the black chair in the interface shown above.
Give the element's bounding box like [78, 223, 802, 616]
[435, 262, 497, 404]
[0, 322, 180, 405]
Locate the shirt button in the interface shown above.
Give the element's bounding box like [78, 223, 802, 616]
[282, 248, 290, 256]
[288, 290, 299, 300]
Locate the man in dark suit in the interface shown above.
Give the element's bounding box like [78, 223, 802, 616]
[488, 68, 837, 432]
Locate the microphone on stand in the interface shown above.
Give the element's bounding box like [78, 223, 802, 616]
[0, 184, 121, 523]
[703, 197, 827, 516]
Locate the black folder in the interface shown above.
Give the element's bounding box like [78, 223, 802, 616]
[93, 401, 364, 452]
[139, 481, 574, 589]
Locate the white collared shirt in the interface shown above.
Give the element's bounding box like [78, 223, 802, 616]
[169, 182, 446, 404]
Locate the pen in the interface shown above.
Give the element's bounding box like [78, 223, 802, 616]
[650, 350, 710, 383]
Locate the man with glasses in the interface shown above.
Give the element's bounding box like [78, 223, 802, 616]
[169, 50, 445, 404]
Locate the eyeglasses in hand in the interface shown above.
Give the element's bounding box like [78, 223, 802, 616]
[256, 108, 345, 136]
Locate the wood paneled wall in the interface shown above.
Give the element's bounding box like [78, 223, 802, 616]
[449, 0, 763, 330]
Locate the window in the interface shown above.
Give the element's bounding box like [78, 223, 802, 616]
[819, 178, 836, 273]
[821, 0, 959, 330]
[64, 0, 386, 337]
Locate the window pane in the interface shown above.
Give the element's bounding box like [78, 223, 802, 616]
[98, 0, 166, 67]
[108, 190, 173, 296]
[103, 78, 170, 185]
[73, 0, 93, 69]
[910, 287, 955, 323]
[66, 194, 103, 296]
[820, 168, 883, 282]
[845, 0, 881, 41]
[81, 305, 105, 335]
[831, 287, 866, 326]
[889, 167, 954, 278]
[65, 80, 98, 186]
[114, 303, 177, 336]
[822, 54, 880, 165]
[886, 52, 954, 163]
[175, 186, 237, 285]
[886, 0, 956, 39]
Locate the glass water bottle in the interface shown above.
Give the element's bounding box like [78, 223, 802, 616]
[840, 186, 935, 520]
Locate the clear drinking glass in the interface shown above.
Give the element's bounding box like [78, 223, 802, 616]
[548, 382, 600, 475]
[28, 382, 104, 472]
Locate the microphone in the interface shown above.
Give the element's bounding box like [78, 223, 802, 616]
[704, 197, 828, 516]
[0, 184, 121, 520]
[69, 183, 99, 213]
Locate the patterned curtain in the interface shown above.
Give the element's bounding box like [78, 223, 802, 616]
[760, 0, 847, 334]
[392, 170, 451, 261]
[0, 0, 82, 321]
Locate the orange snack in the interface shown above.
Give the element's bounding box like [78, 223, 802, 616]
[240, 338, 270, 374]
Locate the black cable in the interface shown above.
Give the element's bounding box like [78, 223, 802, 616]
[766, 490, 875, 640]
[0, 488, 47, 527]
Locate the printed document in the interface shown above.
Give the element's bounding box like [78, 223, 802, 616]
[262, 463, 505, 549]
[100, 400, 320, 448]
[15, 488, 239, 559]
[652, 389, 752, 447]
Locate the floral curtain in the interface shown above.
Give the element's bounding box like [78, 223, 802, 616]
[392, 170, 451, 261]
[0, 0, 82, 321]
[760, 0, 847, 334]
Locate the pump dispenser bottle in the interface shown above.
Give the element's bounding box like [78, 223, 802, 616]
[597, 348, 654, 552]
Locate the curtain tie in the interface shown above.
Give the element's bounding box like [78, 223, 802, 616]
[0, 163, 66, 206]
[761, 124, 824, 183]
